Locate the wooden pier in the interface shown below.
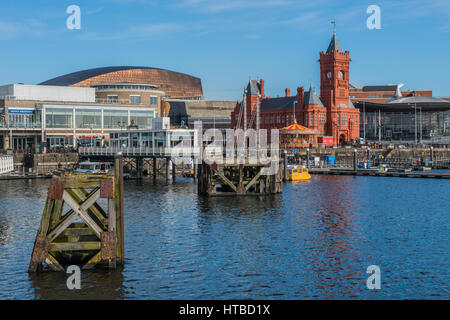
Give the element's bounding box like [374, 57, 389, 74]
[309, 168, 450, 179]
[28, 154, 124, 272]
[198, 160, 282, 196]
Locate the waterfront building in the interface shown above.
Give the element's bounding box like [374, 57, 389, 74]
[349, 84, 434, 104]
[0, 84, 157, 152]
[355, 89, 450, 144]
[231, 30, 360, 146]
[40, 66, 203, 100]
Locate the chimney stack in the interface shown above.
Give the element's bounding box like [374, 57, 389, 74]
[285, 88, 290, 97]
[297, 86, 304, 107]
[260, 79, 265, 98]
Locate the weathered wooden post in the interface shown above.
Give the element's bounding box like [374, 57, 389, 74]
[165, 158, 169, 181]
[172, 160, 176, 183]
[306, 148, 310, 169]
[136, 157, 143, 179]
[283, 150, 288, 182]
[114, 153, 125, 264]
[193, 158, 197, 181]
[28, 154, 124, 272]
[430, 146, 434, 167]
[153, 157, 157, 179]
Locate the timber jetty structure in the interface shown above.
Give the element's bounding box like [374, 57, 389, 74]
[28, 155, 124, 272]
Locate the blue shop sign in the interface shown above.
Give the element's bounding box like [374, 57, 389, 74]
[9, 109, 35, 114]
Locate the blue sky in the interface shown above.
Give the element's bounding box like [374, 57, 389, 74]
[0, 0, 449, 100]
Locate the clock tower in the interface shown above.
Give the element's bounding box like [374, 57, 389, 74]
[319, 27, 359, 145]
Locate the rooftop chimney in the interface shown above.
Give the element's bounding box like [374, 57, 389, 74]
[297, 86, 304, 108]
[260, 79, 265, 98]
[285, 88, 290, 97]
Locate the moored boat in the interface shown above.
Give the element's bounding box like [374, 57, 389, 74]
[286, 166, 311, 181]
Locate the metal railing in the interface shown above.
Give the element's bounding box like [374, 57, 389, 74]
[79, 146, 202, 157]
[0, 122, 41, 129]
[0, 155, 14, 174]
[78, 146, 280, 163]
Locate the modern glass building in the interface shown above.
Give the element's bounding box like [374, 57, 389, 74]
[355, 95, 450, 144]
[0, 84, 158, 152]
[40, 103, 156, 150]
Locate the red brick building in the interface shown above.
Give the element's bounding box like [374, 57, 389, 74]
[231, 31, 360, 146]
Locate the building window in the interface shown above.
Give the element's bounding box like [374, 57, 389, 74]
[8, 113, 35, 128]
[107, 95, 118, 103]
[150, 96, 158, 105]
[46, 108, 73, 128]
[75, 109, 102, 129]
[130, 95, 141, 104]
[104, 110, 129, 128]
[130, 110, 154, 129]
[48, 136, 74, 149]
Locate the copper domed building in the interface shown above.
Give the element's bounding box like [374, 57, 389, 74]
[40, 66, 203, 99]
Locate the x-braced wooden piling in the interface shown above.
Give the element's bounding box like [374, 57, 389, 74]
[198, 160, 282, 196]
[28, 155, 124, 272]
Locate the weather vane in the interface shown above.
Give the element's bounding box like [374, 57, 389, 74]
[331, 20, 336, 34]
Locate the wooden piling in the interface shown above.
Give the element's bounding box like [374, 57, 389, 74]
[28, 154, 124, 272]
[198, 160, 282, 196]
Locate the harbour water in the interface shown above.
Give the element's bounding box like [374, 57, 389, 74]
[0, 174, 448, 299]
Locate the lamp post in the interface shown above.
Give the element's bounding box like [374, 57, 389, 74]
[363, 101, 366, 143]
[306, 148, 310, 168]
[89, 124, 94, 148]
[419, 105, 423, 144]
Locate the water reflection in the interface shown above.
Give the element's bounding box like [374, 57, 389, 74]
[0, 176, 448, 299]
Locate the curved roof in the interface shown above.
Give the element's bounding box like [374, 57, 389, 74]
[39, 66, 203, 99]
[386, 95, 449, 104]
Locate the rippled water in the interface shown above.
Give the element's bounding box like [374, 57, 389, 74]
[0, 174, 448, 299]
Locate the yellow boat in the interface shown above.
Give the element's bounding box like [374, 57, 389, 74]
[287, 166, 311, 181]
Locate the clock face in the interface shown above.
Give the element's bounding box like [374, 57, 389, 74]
[327, 71, 332, 79]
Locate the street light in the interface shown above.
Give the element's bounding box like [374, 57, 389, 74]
[89, 124, 94, 148]
[363, 101, 366, 142]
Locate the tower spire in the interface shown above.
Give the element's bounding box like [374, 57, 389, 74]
[326, 20, 342, 53]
